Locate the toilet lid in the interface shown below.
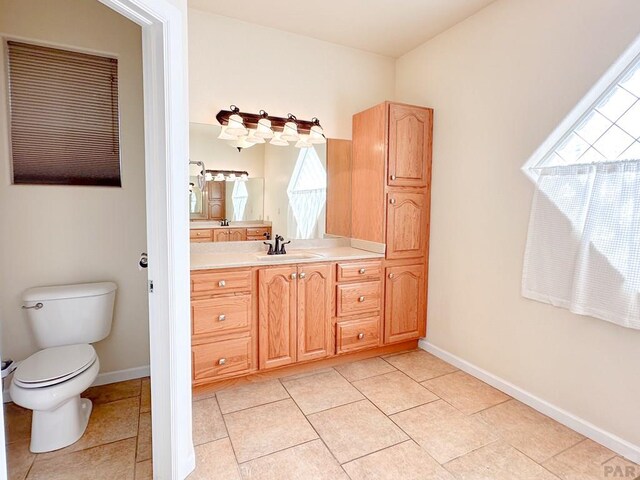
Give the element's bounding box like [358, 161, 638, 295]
[14, 344, 97, 388]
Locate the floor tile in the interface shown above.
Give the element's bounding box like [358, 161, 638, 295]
[307, 399, 408, 464]
[4, 403, 32, 445]
[193, 396, 227, 445]
[7, 439, 35, 480]
[343, 440, 455, 480]
[187, 437, 241, 480]
[384, 350, 458, 382]
[27, 437, 136, 480]
[39, 396, 140, 459]
[422, 371, 510, 415]
[140, 378, 151, 414]
[134, 460, 153, 480]
[444, 441, 559, 479]
[216, 379, 289, 414]
[224, 398, 317, 463]
[475, 399, 584, 463]
[136, 412, 152, 462]
[391, 400, 498, 464]
[543, 439, 639, 479]
[335, 357, 396, 382]
[280, 367, 335, 381]
[282, 369, 364, 414]
[239, 439, 348, 480]
[83, 379, 142, 405]
[353, 371, 438, 415]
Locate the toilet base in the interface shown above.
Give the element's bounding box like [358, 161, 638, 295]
[30, 396, 93, 453]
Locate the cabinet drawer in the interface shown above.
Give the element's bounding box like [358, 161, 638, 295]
[246, 227, 270, 237]
[191, 269, 252, 296]
[192, 294, 251, 338]
[190, 229, 211, 242]
[336, 316, 380, 353]
[192, 337, 251, 381]
[336, 281, 382, 317]
[336, 260, 382, 283]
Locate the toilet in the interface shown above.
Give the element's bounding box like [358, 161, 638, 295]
[10, 282, 117, 453]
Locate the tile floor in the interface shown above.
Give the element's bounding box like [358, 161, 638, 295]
[5, 377, 151, 480]
[5, 350, 640, 479]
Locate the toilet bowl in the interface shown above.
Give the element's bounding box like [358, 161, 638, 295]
[10, 281, 117, 453]
[10, 344, 100, 453]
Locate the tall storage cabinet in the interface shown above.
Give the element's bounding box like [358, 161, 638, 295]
[351, 101, 432, 344]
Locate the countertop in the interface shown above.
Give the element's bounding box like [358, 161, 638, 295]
[190, 238, 385, 270]
[190, 222, 271, 230]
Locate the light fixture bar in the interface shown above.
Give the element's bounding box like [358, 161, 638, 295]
[215, 107, 324, 135]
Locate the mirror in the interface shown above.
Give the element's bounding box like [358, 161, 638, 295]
[189, 123, 329, 240]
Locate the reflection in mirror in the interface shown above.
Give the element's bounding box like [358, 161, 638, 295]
[189, 123, 328, 240]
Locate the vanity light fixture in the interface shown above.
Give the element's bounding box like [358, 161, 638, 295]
[269, 131, 289, 146]
[281, 114, 300, 142]
[245, 129, 266, 144]
[207, 169, 250, 182]
[295, 135, 313, 148]
[254, 110, 274, 139]
[224, 105, 248, 136]
[308, 118, 326, 144]
[217, 125, 238, 140]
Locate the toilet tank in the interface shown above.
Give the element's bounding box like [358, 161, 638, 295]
[22, 282, 117, 348]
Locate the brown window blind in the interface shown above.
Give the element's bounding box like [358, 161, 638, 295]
[7, 41, 121, 186]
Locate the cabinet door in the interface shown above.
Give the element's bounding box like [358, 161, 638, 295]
[228, 228, 246, 242]
[207, 181, 226, 220]
[297, 263, 333, 362]
[213, 229, 229, 242]
[387, 104, 432, 187]
[384, 264, 426, 344]
[258, 266, 297, 369]
[386, 191, 428, 259]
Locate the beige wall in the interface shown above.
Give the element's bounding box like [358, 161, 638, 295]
[188, 9, 395, 139]
[396, 0, 640, 447]
[0, 0, 149, 374]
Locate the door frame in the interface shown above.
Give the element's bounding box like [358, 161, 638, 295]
[97, 1, 193, 478]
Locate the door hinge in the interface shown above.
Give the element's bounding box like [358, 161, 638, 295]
[149, 280, 154, 293]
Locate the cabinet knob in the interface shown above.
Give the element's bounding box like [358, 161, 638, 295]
[389, 198, 396, 205]
[358, 296, 365, 303]
[388, 273, 395, 279]
[218, 314, 226, 321]
[358, 268, 366, 274]
[218, 280, 226, 287]
[291, 273, 297, 280]
[357, 333, 365, 340]
[218, 358, 226, 366]
[390, 174, 396, 181]
[299, 272, 306, 279]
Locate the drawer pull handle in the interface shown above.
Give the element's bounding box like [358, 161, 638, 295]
[218, 280, 226, 287]
[291, 273, 297, 280]
[358, 268, 366, 274]
[218, 314, 226, 321]
[357, 333, 365, 340]
[358, 296, 365, 302]
[218, 358, 226, 366]
[388, 273, 395, 279]
[390, 175, 396, 181]
[389, 198, 396, 205]
[299, 272, 306, 279]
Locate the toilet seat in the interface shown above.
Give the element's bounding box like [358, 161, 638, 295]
[14, 344, 97, 389]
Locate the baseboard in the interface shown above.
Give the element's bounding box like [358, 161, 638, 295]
[3, 365, 150, 403]
[419, 340, 640, 464]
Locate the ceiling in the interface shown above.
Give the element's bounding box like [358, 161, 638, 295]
[187, 0, 496, 58]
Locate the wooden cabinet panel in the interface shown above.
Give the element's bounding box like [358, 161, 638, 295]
[190, 229, 212, 242]
[336, 281, 382, 317]
[246, 227, 270, 237]
[386, 191, 428, 260]
[192, 337, 251, 382]
[212, 229, 229, 242]
[297, 263, 332, 362]
[228, 228, 247, 242]
[336, 316, 380, 354]
[191, 269, 252, 296]
[384, 264, 426, 344]
[207, 182, 226, 221]
[388, 104, 432, 188]
[191, 294, 251, 339]
[336, 260, 382, 283]
[326, 139, 352, 237]
[259, 266, 297, 369]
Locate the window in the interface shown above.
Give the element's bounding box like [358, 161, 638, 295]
[231, 180, 249, 221]
[6, 41, 121, 186]
[286, 147, 327, 239]
[522, 41, 640, 330]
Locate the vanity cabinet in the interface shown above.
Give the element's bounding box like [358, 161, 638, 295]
[213, 228, 246, 242]
[352, 101, 432, 344]
[190, 229, 212, 243]
[190, 226, 271, 243]
[207, 181, 225, 220]
[258, 263, 332, 370]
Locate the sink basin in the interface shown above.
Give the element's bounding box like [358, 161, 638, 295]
[254, 252, 323, 262]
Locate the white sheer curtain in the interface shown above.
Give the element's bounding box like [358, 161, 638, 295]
[522, 159, 640, 329]
[286, 147, 327, 239]
[231, 180, 248, 221]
